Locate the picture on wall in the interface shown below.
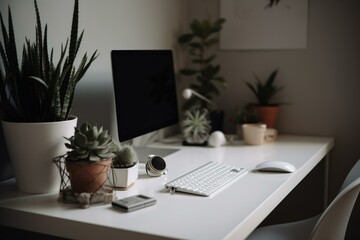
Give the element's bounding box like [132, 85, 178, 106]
[220, 0, 309, 50]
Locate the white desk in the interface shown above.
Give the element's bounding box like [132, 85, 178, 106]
[0, 135, 334, 240]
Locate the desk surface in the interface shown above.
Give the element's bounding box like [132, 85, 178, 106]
[0, 135, 334, 240]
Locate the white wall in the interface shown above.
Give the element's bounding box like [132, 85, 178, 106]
[186, 0, 360, 224]
[0, 0, 187, 140]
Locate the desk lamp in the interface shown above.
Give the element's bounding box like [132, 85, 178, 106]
[182, 88, 213, 106]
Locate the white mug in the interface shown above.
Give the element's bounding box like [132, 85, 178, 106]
[242, 124, 267, 145]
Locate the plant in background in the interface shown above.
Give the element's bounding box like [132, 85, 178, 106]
[64, 122, 117, 162]
[0, 0, 98, 122]
[244, 69, 284, 128]
[234, 105, 260, 125]
[112, 145, 138, 168]
[181, 107, 211, 144]
[178, 18, 227, 110]
[245, 69, 283, 106]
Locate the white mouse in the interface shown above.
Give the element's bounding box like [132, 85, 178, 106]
[255, 161, 296, 173]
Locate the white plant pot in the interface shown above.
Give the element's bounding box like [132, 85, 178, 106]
[107, 163, 138, 188]
[1, 117, 77, 193]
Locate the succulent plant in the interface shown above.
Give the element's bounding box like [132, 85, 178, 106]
[113, 145, 138, 168]
[64, 122, 117, 162]
[182, 108, 211, 144]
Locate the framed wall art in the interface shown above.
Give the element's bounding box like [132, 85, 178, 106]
[220, 0, 309, 50]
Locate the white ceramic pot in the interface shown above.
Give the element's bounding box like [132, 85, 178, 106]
[107, 163, 138, 188]
[242, 123, 267, 145]
[1, 117, 77, 193]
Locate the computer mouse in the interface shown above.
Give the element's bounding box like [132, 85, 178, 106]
[255, 161, 296, 173]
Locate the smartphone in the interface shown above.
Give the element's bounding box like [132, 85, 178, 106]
[112, 194, 156, 212]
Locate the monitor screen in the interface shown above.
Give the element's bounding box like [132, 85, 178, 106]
[111, 50, 179, 142]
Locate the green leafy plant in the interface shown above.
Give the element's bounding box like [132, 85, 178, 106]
[113, 145, 138, 168]
[0, 0, 98, 122]
[64, 122, 117, 162]
[178, 18, 227, 110]
[245, 69, 283, 106]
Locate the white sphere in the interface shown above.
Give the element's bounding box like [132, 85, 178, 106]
[208, 131, 226, 147]
[182, 89, 192, 99]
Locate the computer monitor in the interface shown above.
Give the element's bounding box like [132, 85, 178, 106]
[111, 50, 179, 159]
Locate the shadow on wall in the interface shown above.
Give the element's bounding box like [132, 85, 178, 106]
[72, 78, 117, 137]
[0, 123, 13, 181]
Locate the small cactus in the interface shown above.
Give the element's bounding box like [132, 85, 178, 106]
[113, 145, 138, 168]
[65, 122, 117, 162]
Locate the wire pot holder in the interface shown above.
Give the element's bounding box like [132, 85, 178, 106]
[53, 154, 116, 208]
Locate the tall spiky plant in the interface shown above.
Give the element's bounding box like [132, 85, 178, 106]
[0, 0, 98, 122]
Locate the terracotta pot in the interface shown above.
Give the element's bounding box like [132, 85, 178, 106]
[66, 159, 112, 193]
[252, 106, 279, 128]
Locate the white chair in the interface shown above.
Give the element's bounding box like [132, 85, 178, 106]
[247, 159, 360, 240]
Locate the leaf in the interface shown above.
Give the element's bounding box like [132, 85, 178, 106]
[192, 58, 205, 64]
[178, 34, 193, 43]
[213, 76, 228, 87]
[205, 38, 218, 47]
[68, 0, 79, 64]
[265, 69, 278, 88]
[204, 54, 216, 64]
[180, 68, 198, 76]
[75, 132, 87, 147]
[29, 76, 48, 88]
[189, 42, 203, 49]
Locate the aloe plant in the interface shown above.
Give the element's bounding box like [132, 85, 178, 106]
[178, 18, 227, 110]
[0, 0, 98, 122]
[245, 69, 283, 106]
[64, 122, 117, 162]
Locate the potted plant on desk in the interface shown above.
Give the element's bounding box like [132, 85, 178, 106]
[181, 107, 212, 145]
[0, 0, 97, 193]
[63, 122, 116, 194]
[107, 145, 138, 189]
[233, 105, 260, 138]
[244, 69, 284, 128]
[178, 18, 227, 132]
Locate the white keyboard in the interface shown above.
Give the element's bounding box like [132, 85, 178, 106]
[165, 161, 247, 197]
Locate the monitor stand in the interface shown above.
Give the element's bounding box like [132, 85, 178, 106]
[133, 146, 179, 163]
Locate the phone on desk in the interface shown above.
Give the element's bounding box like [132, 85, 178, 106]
[112, 194, 156, 212]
